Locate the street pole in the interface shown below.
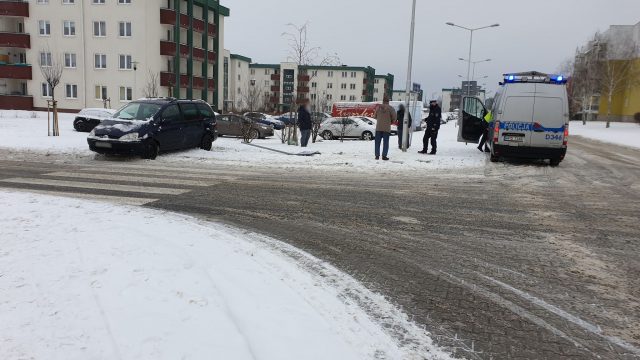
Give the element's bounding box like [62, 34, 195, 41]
[402, 0, 417, 152]
[466, 31, 473, 96]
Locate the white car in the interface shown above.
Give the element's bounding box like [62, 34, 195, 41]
[319, 117, 376, 141]
[358, 116, 398, 135]
[73, 108, 117, 132]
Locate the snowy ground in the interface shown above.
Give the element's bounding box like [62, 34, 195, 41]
[0, 111, 484, 172]
[570, 121, 639, 149]
[0, 190, 451, 360]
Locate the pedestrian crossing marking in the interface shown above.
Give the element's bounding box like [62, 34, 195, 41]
[44, 172, 212, 187]
[1, 178, 188, 196]
[4, 188, 157, 206]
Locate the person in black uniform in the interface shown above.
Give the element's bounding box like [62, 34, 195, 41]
[419, 100, 441, 155]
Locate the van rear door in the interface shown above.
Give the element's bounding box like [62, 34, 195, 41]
[500, 92, 535, 147]
[530, 84, 566, 148]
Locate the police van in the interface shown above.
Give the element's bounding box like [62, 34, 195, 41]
[458, 71, 569, 166]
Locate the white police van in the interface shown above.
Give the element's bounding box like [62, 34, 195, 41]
[458, 71, 569, 166]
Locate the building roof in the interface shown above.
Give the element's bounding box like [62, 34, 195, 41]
[230, 54, 252, 63]
[249, 63, 281, 69]
[299, 65, 375, 73]
[193, 1, 230, 16]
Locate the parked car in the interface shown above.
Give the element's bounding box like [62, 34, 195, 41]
[73, 108, 117, 132]
[276, 112, 298, 125]
[217, 114, 274, 139]
[87, 98, 217, 160]
[244, 112, 285, 130]
[319, 117, 376, 141]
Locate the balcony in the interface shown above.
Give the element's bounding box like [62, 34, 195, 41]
[298, 74, 310, 82]
[160, 8, 217, 37]
[0, 63, 31, 79]
[0, 94, 33, 110]
[0, 32, 30, 48]
[297, 87, 309, 93]
[160, 72, 214, 90]
[270, 85, 280, 92]
[0, 1, 29, 17]
[270, 74, 280, 81]
[160, 41, 214, 63]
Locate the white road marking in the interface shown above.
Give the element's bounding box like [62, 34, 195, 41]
[79, 167, 238, 181]
[44, 172, 212, 187]
[4, 188, 157, 206]
[480, 274, 640, 355]
[0, 178, 188, 196]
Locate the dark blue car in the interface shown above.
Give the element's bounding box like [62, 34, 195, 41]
[87, 98, 217, 160]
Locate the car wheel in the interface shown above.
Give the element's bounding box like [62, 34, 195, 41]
[550, 158, 561, 167]
[73, 119, 85, 132]
[141, 140, 159, 160]
[251, 129, 260, 140]
[361, 131, 374, 141]
[200, 133, 213, 151]
[322, 130, 333, 140]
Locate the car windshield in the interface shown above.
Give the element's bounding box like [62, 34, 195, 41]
[113, 103, 162, 121]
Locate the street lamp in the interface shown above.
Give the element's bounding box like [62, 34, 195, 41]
[447, 22, 499, 95]
[401, 0, 418, 152]
[458, 58, 492, 84]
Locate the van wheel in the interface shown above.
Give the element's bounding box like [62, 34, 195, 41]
[200, 134, 213, 151]
[550, 158, 561, 167]
[362, 131, 374, 141]
[142, 140, 159, 160]
[322, 131, 333, 140]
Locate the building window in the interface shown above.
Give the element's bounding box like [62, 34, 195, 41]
[340, 83, 346, 89]
[95, 85, 108, 100]
[119, 86, 132, 101]
[37, 0, 48, 4]
[63, 20, 76, 36]
[327, 71, 333, 77]
[94, 54, 107, 69]
[63, 0, 75, 4]
[93, 0, 105, 4]
[264, 69, 269, 75]
[250, 69, 255, 75]
[340, 95, 346, 101]
[119, 54, 132, 70]
[349, 95, 356, 101]
[119, 21, 132, 37]
[373, 97, 378, 102]
[374, 88, 379, 93]
[93, 21, 106, 37]
[312, 70, 318, 77]
[237, 74, 240, 81]
[341, 71, 347, 78]
[64, 53, 76, 68]
[118, 0, 131, 3]
[374, 79, 379, 84]
[351, 72, 356, 78]
[327, 83, 333, 89]
[38, 20, 51, 36]
[326, 94, 332, 100]
[65, 84, 78, 99]
[39, 52, 52, 67]
[264, 80, 269, 87]
[41, 83, 52, 97]
[350, 84, 356, 90]
[311, 82, 317, 88]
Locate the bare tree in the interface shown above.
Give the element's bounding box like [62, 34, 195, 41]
[310, 93, 329, 143]
[334, 117, 356, 143]
[282, 22, 340, 146]
[143, 69, 160, 98]
[39, 47, 64, 136]
[240, 117, 257, 143]
[595, 32, 640, 127]
[240, 82, 265, 113]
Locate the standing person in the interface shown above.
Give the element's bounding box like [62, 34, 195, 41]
[397, 103, 413, 149]
[374, 97, 397, 160]
[477, 109, 493, 152]
[419, 100, 441, 155]
[298, 99, 312, 147]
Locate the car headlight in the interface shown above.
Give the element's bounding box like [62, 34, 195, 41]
[119, 133, 139, 142]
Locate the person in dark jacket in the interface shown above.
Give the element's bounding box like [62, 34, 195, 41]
[419, 100, 441, 155]
[396, 103, 413, 149]
[297, 99, 312, 147]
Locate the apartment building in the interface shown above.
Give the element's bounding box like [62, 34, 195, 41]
[573, 21, 640, 122]
[221, 51, 251, 111]
[373, 73, 393, 102]
[0, 0, 229, 112]
[242, 62, 379, 113]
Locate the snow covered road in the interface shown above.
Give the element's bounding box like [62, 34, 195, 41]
[0, 191, 451, 360]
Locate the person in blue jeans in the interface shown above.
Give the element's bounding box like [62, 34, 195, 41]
[374, 97, 397, 160]
[297, 99, 312, 147]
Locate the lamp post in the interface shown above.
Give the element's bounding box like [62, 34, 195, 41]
[459, 58, 491, 83]
[132, 60, 139, 101]
[446, 22, 499, 95]
[401, 0, 417, 152]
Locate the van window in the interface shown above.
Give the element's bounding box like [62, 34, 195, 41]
[197, 103, 216, 118]
[114, 102, 161, 121]
[463, 97, 485, 119]
[181, 103, 200, 121]
[161, 105, 181, 123]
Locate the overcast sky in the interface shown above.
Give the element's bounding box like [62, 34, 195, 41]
[225, 0, 640, 99]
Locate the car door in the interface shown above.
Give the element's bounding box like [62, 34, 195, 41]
[347, 118, 362, 137]
[229, 115, 243, 137]
[155, 104, 184, 150]
[458, 97, 486, 143]
[179, 103, 203, 148]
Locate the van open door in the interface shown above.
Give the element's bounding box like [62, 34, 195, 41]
[458, 96, 486, 143]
